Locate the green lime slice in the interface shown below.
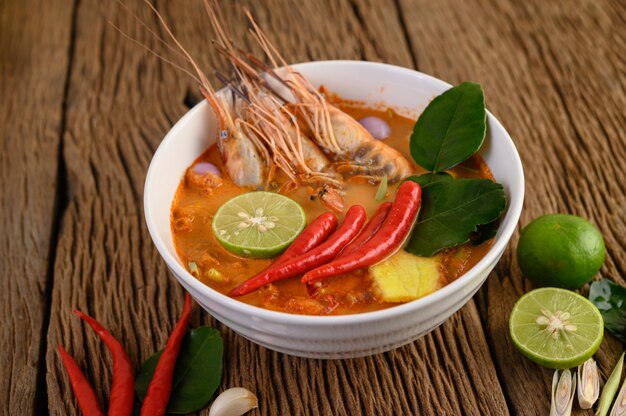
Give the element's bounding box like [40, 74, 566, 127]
[509, 288, 603, 369]
[212, 191, 306, 258]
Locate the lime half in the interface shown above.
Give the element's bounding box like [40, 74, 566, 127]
[212, 192, 306, 258]
[509, 288, 603, 369]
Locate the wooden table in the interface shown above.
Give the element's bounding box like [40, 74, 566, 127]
[2, 0, 624, 414]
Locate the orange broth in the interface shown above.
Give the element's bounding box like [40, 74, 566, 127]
[171, 105, 494, 315]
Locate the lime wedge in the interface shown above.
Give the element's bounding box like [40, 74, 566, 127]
[212, 192, 306, 258]
[509, 288, 603, 369]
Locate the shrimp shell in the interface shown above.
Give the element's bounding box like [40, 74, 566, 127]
[326, 107, 413, 182]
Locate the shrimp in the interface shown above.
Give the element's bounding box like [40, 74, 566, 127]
[243, 11, 414, 183]
[116, 1, 267, 187]
[204, 0, 344, 195]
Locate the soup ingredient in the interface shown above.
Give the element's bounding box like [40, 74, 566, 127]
[516, 214, 605, 290]
[243, 212, 338, 293]
[193, 162, 222, 177]
[189, 262, 200, 277]
[246, 20, 413, 183]
[405, 172, 453, 187]
[314, 184, 345, 212]
[273, 212, 338, 266]
[74, 310, 135, 416]
[410, 82, 486, 174]
[144, 2, 345, 195]
[136, 326, 223, 414]
[208, 388, 258, 416]
[229, 205, 367, 296]
[302, 181, 422, 283]
[589, 279, 626, 344]
[270, 212, 338, 267]
[212, 192, 306, 258]
[550, 369, 576, 416]
[577, 358, 600, 409]
[358, 116, 391, 140]
[207, 268, 226, 283]
[375, 175, 388, 201]
[404, 81, 505, 257]
[341, 202, 392, 256]
[370, 250, 442, 302]
[140, 294, 192, 416]
[471, 219, 500, 245]
[509, 288, 603, 369]
[57, 346, 105, 416]
[405, 178, 506, 257]
[597, 353, 624, 416]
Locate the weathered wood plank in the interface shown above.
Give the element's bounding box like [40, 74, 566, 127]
[44, 0, 509, 414]
[397, 0, 625, 413]
[0, 0, 74, 414]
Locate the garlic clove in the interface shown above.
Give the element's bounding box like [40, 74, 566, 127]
[209, 387, 258, 416]
[551, 369, 576, 416]
[578, 358, 600, 409]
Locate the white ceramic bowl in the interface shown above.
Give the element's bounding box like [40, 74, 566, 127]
[144, 61, 524, 359]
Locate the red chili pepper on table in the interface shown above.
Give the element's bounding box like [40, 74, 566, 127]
[339, 202, 392, 257]
[140, 293, 193, 416]
[229, 205, 367, 296]
[58, 346, 105, 416]
[301, 181, 422, 284]
[273, 212, 338, 267]
[74, 310, 135, 416]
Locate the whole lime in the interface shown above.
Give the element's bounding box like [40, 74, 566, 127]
[516, 214, 605, 290]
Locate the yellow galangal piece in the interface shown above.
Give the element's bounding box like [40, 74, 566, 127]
[370, 250, 443, 303]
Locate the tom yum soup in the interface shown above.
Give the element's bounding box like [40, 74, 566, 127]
[168, 7, 507, 316]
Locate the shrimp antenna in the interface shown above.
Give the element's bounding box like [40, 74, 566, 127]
[108, 20, 201, 84]
[115, 0, 189, 63]
[142, 0, 213, 92]
[214, 71, 250, 103]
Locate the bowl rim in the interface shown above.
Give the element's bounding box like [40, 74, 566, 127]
[144, 60, 525, 325]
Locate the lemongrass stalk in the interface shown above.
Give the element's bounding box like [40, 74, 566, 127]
[597, 353, 625, 416]
[578, 358, 600, 409]
[551, 369, 576, 416]
[610, 374, 626, 415]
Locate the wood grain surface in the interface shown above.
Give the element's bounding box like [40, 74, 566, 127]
[0, 1, 73, 414]
[0, 0, 624, 414]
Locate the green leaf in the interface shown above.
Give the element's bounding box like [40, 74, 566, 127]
[405, 178, 506, 256]
[135, 327, 224, 414]
[404, 172, 453, 188]
[589, 279, 626, 344]
[410, 82, 486, 172]
[470, 220, 500, 245]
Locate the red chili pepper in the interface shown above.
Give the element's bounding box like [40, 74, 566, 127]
[140, 293, 193, 416]
[230, 205, 367, 296]
[58, 346, 105, 416]
[301, 181, 421, 283]
[74, 310, 135, 416]
[339, 202, 392, 257]
[273, 212, 338, 266]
